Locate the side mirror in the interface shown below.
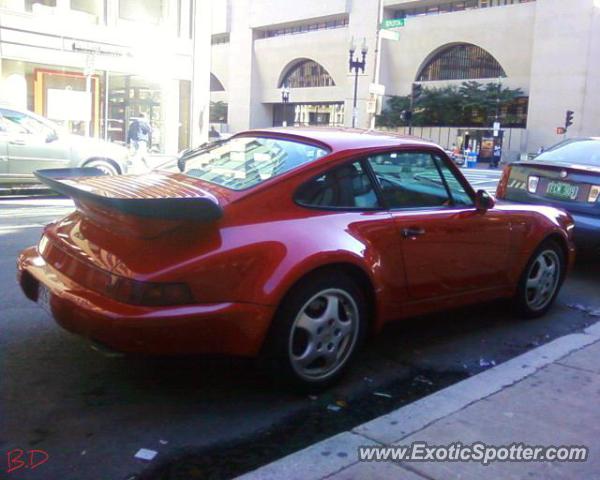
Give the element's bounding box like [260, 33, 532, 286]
[46, 131, 58, 143]
[475, 189, 495, 211]
[177, 156, 186, 172]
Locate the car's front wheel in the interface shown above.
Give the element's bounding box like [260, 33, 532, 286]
[514, 240, 565, 318]
[261, 272, 367, 390]
[84, 160, 120, 176]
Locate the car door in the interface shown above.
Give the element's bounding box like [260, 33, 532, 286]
[365, 150, 511, 301]
[294, 159, 408, 316]
[0, 108, 71, 180]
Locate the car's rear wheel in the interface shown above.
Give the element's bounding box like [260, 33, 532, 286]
[514, 240, 565, 318]
[84, 160, 119, 176]
[261, 272, 367, 390]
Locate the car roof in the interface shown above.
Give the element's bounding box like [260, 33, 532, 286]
[237, 127, 441, 153]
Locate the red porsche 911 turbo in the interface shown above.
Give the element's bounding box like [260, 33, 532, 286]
[18, 128, 575, 388]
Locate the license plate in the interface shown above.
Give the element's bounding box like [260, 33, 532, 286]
[546, 181, 579, 200]
[37, 284, 52, 315]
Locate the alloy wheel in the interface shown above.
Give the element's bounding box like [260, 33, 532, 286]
[87, 162, 117, 175]
[525, 249, 560, 311]
[288, 288, 359, 381]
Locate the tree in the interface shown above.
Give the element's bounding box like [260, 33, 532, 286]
[376, 81, 525, 128]
[376, 95, 411, 128]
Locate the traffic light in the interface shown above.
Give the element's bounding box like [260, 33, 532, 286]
[401, 110, 413, 123]
[565, 110, 574, 129]
[412, 83, 423, 101]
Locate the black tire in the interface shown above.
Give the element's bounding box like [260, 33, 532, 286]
[260, 271, 368, 391]
[84, 160, 120, 176]
[514, 240, 565, 318]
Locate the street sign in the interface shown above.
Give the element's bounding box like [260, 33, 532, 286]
[493, 121, 501, 137]
[366, 98, 378, 115]
[369, 83, 386, 96]
[382, 18, 406, 29]
[380, 29, 400, 41]
[366, 94, 383, 116]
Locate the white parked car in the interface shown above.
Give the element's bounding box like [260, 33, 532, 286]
[0, 105, 132, 186]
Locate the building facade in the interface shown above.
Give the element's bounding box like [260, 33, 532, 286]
[2, 0, 598, 156]
[0, 0, 211, 154]
[209, 0, 600, 155]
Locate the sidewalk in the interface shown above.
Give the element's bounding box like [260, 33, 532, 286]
[238, 322, 600, 479]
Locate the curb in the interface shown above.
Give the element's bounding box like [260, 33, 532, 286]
[236, 321, 600, 480]
[0, 187, 52, 197]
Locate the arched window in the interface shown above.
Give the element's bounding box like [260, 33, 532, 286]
[280, 60, 335, 88]
[210, 73, 225, 92]
[417, 44, 506, 82]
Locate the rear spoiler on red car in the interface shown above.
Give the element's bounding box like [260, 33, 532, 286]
[34, 168, 223, 222]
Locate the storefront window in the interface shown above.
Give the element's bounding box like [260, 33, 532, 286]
[119, 0, 165, 24]
[70, 0, 104, 23]
[1, 59, 190, 155]
[107, 74, 162, 150]
[0, 59, 103, 137]
[25, 0, 56, 12]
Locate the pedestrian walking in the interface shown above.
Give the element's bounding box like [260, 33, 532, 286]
[209, 126, 221, 140]
[127, 113, 152, 161]
[491, 144, 502, 168]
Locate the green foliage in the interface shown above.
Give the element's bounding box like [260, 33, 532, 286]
[375, 96, 411, 128]
[376, 81, 525, 128]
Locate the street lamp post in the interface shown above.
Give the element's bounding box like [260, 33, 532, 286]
[349, 37, 368, 129]
[83, 52, 96, 137]
[281, 84, 290, 127]
[495, 76, 502, 122]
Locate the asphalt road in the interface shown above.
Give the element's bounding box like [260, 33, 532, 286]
[1, 182, 599, 480]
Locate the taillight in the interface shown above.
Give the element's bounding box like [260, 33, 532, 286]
[588, 185, 600, 203]
[38, 234, 194, 307]
[107, 277, 194, 306]
[496, 165, 512, 199]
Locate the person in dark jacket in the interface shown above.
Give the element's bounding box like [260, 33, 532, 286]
[209, 125, 221, 140]
[127, 113, 152, 159]
[491, 144, 502, 169]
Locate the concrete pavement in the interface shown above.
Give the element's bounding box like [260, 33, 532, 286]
[239, 321, 600, 480]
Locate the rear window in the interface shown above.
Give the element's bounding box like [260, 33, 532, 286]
[182, 136, 329, 190]
[536, 139, 600, 167]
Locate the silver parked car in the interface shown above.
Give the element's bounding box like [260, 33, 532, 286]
[0, 105, 131, 186]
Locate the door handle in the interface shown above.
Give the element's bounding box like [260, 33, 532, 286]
[401, 227, 426, 238]
[9, 139, 26, 146]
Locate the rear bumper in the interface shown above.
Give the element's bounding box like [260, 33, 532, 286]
[17, 247, 275, 357]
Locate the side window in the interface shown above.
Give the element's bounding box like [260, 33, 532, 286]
[367, 152, 450, 209]
[295, 161, 380, 209]
[0, 109, 28, 135]
[435, 155, 474, 206]
[0, 109, 52, 137]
